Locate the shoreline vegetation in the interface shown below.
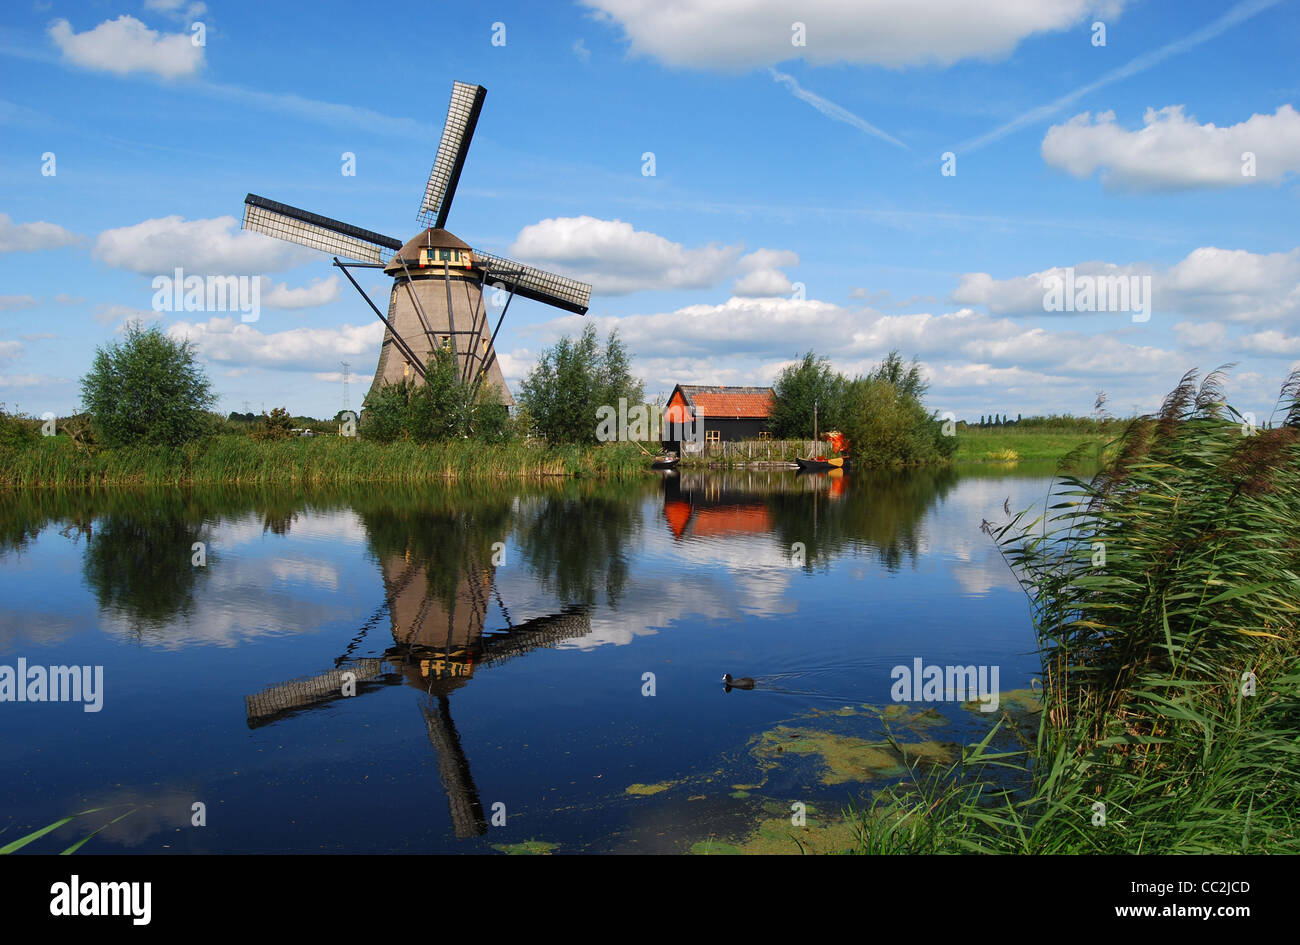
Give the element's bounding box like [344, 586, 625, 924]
[0, 427, 1120, 488]
[846, 369, 1300, 854]
[0, 434, 650, 488]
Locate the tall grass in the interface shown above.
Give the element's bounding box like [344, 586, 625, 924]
[0, 435, 649, 488]
[849, 368, 1300, 853]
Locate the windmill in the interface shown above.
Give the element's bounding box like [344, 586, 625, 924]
[241, 81, 591, 407]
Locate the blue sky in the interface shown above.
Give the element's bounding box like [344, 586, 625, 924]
[3, 0, 1299, 422]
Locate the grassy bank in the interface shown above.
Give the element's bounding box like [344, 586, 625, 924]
[674, 428, 1115, 469]
[0, 435, 650, 488]
[850, 373, 1300, 853]
[953, 427, 1113, 463]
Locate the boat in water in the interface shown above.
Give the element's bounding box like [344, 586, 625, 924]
[795, 455, 847, 471]
[796, 430, 849, 471]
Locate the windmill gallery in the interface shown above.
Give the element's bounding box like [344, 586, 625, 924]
[241, 81, 592, 408]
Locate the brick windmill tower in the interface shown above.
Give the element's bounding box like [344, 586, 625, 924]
[241, 82, 591, 406]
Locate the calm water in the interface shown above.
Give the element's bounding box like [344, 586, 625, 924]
[0, 465, 1071, 853]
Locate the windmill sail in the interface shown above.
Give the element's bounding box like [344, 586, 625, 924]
[243, 193, 401, 265]
[418, 82, 487, 230]
[472, 250, 591, 315]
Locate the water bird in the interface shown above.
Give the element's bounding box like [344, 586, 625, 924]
[722, 673, 756, 691]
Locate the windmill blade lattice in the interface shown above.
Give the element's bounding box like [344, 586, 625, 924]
[243, 194, 401, 265]
[473, 249, 591, 315]
[418, 82, 486, 230]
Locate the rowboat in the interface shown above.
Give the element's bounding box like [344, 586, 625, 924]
[651, 455, 680, 469]
[795, 455, 848, 471]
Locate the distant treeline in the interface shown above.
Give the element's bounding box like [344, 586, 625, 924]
[963, 414, 1115, 431]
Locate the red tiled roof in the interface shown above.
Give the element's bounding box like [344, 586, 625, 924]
[672, 385, 774, 419]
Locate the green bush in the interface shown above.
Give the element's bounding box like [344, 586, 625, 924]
[0, 405, 39, 449]
[252, 406, 294, 440]
[517, 325, 644, 446]
[360, 345, 509, 444]
[837, 352, 954, 466]
[769, 351, 846, 439]
[80, 321, 216, 448]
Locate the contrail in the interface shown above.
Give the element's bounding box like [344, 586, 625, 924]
[955, 0, 1282, 154]
[769, 68, 910, 151]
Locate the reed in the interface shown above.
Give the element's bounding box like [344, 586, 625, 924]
[0, 435, 649, 488]
[849, 369, 1300, 854]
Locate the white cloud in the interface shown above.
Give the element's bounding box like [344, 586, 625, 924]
[582, 0, 1120, 70]
[0, 295, 37, 311]
[768, 69, 907, 148]
[0, 340, 23, 361]
[506, 290, 1209, 418]
[260, 275, 340, 309]
[94, 215, 317, 275]
[143, 0, 208, 21]
[732, 269, 793, 296]
[572, 38, 591, 62]
[508, 216, 744, 294]
[954, 247, 1300, 323]
[732, 248, 799, 297]
[53, 292, 85, 304]
[198, 82, 433, 139]
[957, 0, 1278, 153]
[0, 374, 55, 388]
[92, 304, 160, 327]
[88, 304, 155, 328]
[737, 249, 799, 271]
[1236, 329, 1300, 357]
[48, 15, 203, 80]
[0, 214, 81, 253]
[1173, 320, 1231, 350]
[167, 316, 382, 372]
[1042, 105, 1300, 190]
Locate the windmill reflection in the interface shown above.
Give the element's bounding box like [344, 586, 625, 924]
[244, 532, 590, 840]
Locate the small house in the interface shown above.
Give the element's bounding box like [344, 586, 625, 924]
[661, 384, 774, 451]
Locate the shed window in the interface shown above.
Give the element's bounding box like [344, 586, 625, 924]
[705, 430, 720, 444]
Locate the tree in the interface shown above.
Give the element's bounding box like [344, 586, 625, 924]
[252, 406, 294, 440]
[80, 321, 215, 448]
[359, 344, 508, 443]
[769, 351, 846, 438]
[836, 351, 953, 466]
[870, 350, 928, 401]
[517, 325, 643, 445]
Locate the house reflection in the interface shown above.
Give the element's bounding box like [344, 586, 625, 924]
[661, 466, 956, 572]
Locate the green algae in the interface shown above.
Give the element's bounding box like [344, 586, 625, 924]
[692, 804, 861, 855]
[492, 840, 558, 855]
[962, 687, 1043, 715]
[752, 724, 959, 785]
[625, 779, 680, 796]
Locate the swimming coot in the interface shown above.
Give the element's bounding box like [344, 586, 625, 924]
[722, 673, 755, 691]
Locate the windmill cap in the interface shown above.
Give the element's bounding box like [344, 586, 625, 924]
[384, 227, 473, 274]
